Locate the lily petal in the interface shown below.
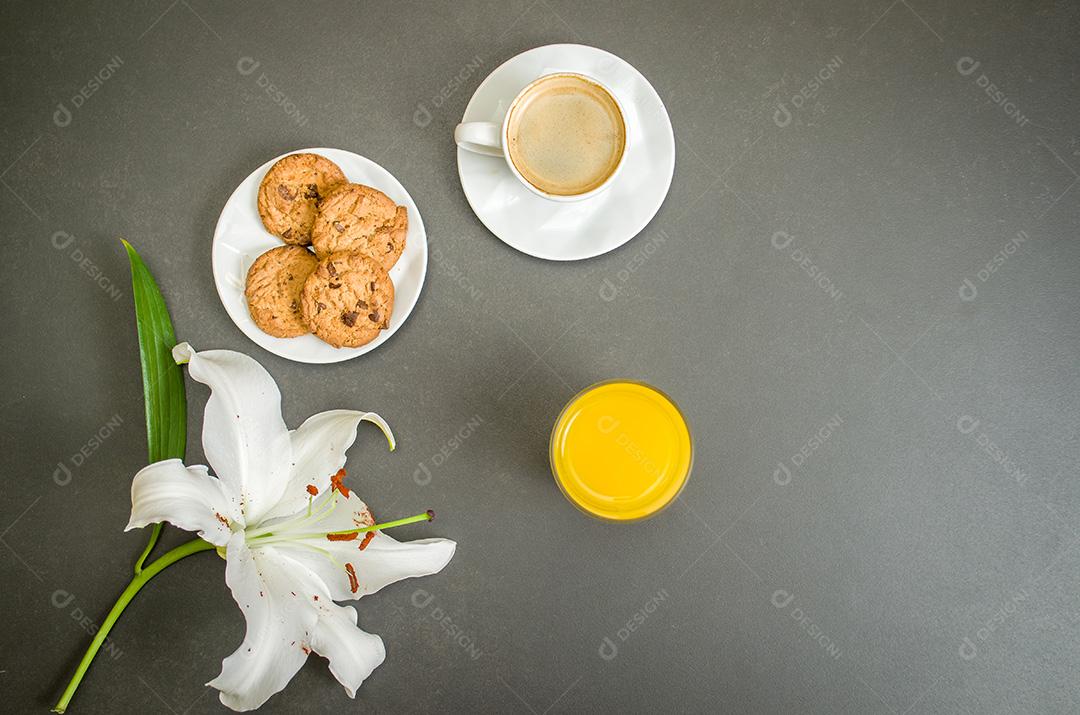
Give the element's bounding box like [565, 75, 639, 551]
[309, 603, 386, 698]
[259, 410, 396, 524]
[335, 532, 456, 598]
[209, 534, 320, 712]
[126, 459, 240, 546]
[173, 343, 292, 524]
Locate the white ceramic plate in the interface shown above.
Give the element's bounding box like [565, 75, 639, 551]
[211, 148, 427, 364]
[456, 44, 675, 261]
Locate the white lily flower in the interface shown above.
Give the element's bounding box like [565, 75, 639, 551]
[125, 343, 455, 711]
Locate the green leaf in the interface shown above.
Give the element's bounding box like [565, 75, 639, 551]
[122, 240, 186, 572]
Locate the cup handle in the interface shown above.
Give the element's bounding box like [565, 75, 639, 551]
[454, 122, 503, 157]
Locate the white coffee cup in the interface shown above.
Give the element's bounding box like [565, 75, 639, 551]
[454, 72, 628, 202]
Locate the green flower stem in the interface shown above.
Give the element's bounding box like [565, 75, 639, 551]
[53, 538, 215, 714]
[132, 522, 163, 575]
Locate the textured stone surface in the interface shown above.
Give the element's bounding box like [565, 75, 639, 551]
[2, 1, 1078, 712]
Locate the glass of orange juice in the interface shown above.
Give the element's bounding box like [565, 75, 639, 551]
[549, 380, 693, 521]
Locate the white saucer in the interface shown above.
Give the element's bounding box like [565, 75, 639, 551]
[456, 44, 675, 262]
[211, 148, 427, 364]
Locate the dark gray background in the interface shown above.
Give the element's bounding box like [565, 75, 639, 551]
[2, 1, 1078, 712]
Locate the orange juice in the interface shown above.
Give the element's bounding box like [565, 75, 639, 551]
[549, 381, 692, 521]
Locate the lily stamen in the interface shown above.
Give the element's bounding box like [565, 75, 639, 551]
[253, 510, 434, 545]
[323, 510, 434, 541]
[327, 532, 358, 541]
[330, 468, 350, 498]
[246, 511, 433, 549]
[245, 489, 341, 541]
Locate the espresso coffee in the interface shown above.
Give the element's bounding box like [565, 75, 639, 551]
[505, 74, 626, 197]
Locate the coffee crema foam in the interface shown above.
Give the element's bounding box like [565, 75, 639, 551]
[506, 74, 626, 196]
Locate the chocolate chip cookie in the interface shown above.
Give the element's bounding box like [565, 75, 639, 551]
[244, 245, 320, 338]
[300, 251, 394, 348]
[257, 153, 347, 245]
[310, 183, 407, 270]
